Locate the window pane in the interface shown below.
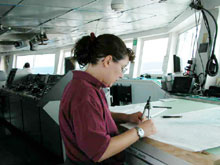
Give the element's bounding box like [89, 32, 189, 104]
[141, 38, 168, 75]
[64, 51, 71, 58]
[124, 41, 133, 74]
[125, 42, 132, 49]
[63, 51, 81, 71]
[16, 54, 55, 74]
[16, 55, 34, 69]
[176, 26, 200, 71]
[75, 62, 80, 70]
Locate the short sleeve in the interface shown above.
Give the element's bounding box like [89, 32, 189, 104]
[71, 95, 110, 162]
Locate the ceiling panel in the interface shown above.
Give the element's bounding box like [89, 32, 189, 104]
[2, 16, 45, 27]
[123, 0, 160, 11]
[0, 0, 21, 5]
[167, 0, 192, 5]
[101, 11, 155, 24]
[125, 2, 189, 15]
[75, 21, 103, 33]
[43, 18, 82, 28]
[43, 26, 73, 34]
[0, 33, 36, 41]
[60, 9, 109, 21]
[73, 0, 112, 12]
[7, 5, 69, 20]
[22, 0, 95, 9]
[0, 5, 12, 16]
[131, 18, 169, 30]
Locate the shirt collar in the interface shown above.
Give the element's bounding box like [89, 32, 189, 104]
[72, 70, 107, 89]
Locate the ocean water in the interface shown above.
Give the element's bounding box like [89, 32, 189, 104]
[32, 67, 54, 74]
[140, 62, 163, 74]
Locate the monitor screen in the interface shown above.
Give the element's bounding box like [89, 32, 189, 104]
[171, 77, 193, 94]
[173, 55, 181, 73]
[6, 68, 17, 87]
[65, 57, 75, 74]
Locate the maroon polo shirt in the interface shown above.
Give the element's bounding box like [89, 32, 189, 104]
[59, 71, 118, 162]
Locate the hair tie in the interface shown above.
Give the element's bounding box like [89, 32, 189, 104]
[90, 32, 96, 41]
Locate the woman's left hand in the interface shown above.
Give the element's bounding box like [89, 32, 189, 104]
[128, 112, 146, 124]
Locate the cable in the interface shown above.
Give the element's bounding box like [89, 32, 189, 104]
[201, 10, 211, 45]
[206, 54, 219, 76]
[202, 8, 219, 76]
[202, 8, 218, 56]
[190, 0, 219, 79]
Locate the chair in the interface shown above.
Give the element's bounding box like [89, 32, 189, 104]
[0, 70, 7, 88]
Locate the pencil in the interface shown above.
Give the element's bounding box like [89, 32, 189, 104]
[162, 115, 182, 118]
[153, 106, 172, 109]
[141, 96, 151, 119]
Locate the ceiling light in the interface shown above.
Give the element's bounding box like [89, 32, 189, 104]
[111, 0, 124, 12]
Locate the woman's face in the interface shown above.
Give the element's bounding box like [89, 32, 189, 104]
[103, 56, 129, 87]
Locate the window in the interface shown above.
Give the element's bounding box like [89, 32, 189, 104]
[16, 54, 55, 74]
[64, 51, 71, 58]
[58, 49, 81, 75]
[124, 40, 133, 75]
[176, 25, 201, 72]
[140, 37, 169, 75]
[16, 55, 34, 69]
[125, 41, 133, 50]
[65, 50, 80, 70]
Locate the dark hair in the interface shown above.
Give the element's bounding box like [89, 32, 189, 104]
[72, 33, 135, 67]
[23, 62, 30, 68]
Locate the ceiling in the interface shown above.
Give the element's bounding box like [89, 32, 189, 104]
[0, 0, 192, 53]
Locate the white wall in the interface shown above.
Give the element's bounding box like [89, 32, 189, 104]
[202, 0, 220, 10]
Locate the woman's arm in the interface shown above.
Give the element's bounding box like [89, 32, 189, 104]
[98, 127, 138, 162]
[111, 111, 143, 124]
[98, 119, 156, 162]
[111, 112, 129, 123]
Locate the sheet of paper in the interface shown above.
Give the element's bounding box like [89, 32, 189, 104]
[110, 103, 167, 118]
[121, 107, 220, 152]
[159, 98, 178, 102]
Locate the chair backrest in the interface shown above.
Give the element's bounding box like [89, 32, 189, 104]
[0, 71, 6, 81]
[0, 71, 7, 88]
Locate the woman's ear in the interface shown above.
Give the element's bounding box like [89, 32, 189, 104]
[102, 55, 113, 67]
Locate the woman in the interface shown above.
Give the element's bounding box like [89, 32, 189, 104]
[59, 33, 156, 164]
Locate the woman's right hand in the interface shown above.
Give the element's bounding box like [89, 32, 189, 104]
[138, 119, 156, 137]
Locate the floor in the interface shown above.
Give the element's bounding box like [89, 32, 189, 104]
[0, 118, 63, 165]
